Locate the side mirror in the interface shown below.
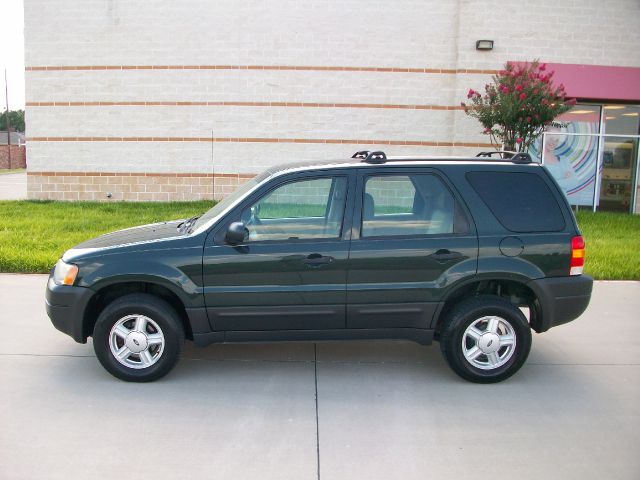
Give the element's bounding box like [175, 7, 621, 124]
[225, 221, 249, 245]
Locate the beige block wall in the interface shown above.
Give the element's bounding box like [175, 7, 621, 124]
[27, 173, 254, 201]
[23, 0, 640, 200]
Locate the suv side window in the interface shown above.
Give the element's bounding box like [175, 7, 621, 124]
[466, 171, 566, 232]
[362, 174, 467, 237]
[240, 177, 347, 242]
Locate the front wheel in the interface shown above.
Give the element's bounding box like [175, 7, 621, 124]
[93, 293, 185, 382]
[439, 295, 532, 383]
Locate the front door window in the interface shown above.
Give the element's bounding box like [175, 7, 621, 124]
[240, 177, 348, 242]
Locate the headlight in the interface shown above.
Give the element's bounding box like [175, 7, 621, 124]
[52, 259, 79, 286]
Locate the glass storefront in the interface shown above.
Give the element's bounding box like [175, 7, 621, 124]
[600, 106, 640, 212]
[531, 103, 640, 213]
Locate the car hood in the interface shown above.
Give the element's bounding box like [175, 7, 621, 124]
[64, 220, 186, 258]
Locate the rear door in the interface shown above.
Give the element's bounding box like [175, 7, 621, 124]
[203, 169, 355, 331]
[346, 167, 478, 329]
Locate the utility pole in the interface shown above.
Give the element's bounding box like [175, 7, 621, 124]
[4, 69, 11, 169]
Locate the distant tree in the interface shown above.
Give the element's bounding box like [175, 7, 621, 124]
[461, 61, 575, 152]
[0, 109, 25, 133]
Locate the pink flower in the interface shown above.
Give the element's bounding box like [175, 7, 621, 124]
[539, 63, 546, 71]
[526, 116, 532, 123]
[533, 88, 539, 94]
[541, 98, 549, 105]
[500, 86, 510, 94]
[515, 84, 523, 91]
[516, 137, 523, 144]
[483, 127, 491, 134]
[467, 89, 476, 99]
[519, 92, 527, 101]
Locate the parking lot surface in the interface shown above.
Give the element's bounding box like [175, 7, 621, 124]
[0, 172, 27, 200]
[1, 275, 638, 480]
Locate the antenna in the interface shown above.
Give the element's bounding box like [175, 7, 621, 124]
[4, 69, 10, 169]
[211, 129, 215, 202]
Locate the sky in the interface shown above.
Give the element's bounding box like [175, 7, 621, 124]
[1, 0, 25, 110]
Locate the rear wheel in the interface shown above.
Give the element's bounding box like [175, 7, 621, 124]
[93, 293, 185, 382]
[439, 295, 531, 383]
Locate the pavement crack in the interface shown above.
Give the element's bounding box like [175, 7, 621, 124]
[314, 343, 321, 480]
[0, 353, 95, 358]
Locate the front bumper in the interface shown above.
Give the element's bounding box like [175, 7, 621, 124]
[45, 277, 95, 343]
[527, 275, 593, 332]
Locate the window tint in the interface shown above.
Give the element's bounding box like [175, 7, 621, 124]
[466, 171, 565, 232]
[241, 177, 347, 242]
[362, 174, 462, 237]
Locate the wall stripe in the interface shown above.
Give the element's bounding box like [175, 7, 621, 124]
[26, 136, 493, 148]
[26, 101, 465, 111]
[27, 171, 254, 178]
[25, 64, 499, 75]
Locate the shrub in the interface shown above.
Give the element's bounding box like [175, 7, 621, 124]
[461, 60, 576, 152]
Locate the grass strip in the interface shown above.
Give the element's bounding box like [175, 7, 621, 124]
[0, 201, 638, 279]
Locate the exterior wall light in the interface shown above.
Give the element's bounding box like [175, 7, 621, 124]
[476, 40, 494, 51]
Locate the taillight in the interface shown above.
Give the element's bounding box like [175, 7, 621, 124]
[570, 235, 585, 276]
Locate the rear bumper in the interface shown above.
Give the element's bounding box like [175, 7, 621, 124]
[45, 277, 94, 343]
[527, 275, 593, 332]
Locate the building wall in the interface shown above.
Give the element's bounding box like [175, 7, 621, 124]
[0, 145, 27, 169]
[24, 0, 640, 200]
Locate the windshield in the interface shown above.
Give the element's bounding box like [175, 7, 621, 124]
[190, 172, 270, 232]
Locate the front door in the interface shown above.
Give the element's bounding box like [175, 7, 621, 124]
[203, 171, 354, 331]
[346, 169, 478, 329]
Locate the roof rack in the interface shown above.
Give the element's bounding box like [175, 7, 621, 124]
[476, 151, 532, 163]
[352, 150, 388, 163]
[350, 150, 534, 165]
[362, 151, 387, 163]
[351, 150, 370, 159]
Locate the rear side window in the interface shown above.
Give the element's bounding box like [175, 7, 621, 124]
[361, 174, 469, 237]
[466, 171, 565, 232]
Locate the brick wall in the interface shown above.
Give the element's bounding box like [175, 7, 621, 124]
[0, 145, 26, 169]
[26, 172, 253, 201]
[23, 0, 640, 200]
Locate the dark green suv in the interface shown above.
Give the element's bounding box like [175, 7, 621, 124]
[45, 150, 593, 383]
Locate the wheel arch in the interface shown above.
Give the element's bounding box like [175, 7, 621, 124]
[83, 281, 194, 342]
[432, 276, 542, 335]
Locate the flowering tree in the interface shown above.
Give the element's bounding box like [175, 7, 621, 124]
[461, 60, 576, 152]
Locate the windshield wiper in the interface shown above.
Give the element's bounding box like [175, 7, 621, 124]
[178, 215, 201, 233]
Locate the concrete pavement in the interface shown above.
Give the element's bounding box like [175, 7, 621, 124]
[0, 275, 638, 479]
[0, 171, 27, 200]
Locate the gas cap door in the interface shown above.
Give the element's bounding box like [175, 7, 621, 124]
[499, 236, 524, 257]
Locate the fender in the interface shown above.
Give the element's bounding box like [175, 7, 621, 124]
[76, 257, 204, 308]
[429, 271, 540, 329]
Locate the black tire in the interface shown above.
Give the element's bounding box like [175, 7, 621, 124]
[439, 295, 531, 383]
[92, 293, 185, 382]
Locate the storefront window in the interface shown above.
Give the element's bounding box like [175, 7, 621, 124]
[599, 105, 640, 212]
[532, 103, 640, 213]
[532, 104, 601, 207]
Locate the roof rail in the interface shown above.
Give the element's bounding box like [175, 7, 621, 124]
[351, 150, 370, 159]
[476, 151, 532, 163]
[363, 151, 387, 163]
[351, 150, 534, 165]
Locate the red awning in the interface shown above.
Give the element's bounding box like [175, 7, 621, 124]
[510, 62, 640, 102]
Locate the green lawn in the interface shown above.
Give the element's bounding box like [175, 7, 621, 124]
[0, 200, 212, 273]
[0, 168, 26, 175]
[575, 211, 640, 280]
[0, 200, 638, 279]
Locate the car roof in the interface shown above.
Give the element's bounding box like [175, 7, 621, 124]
[265, 155, 541, 176]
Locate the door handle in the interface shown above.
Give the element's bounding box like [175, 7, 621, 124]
[303, 253, 334, 266]
[429, 249, 464, 262]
